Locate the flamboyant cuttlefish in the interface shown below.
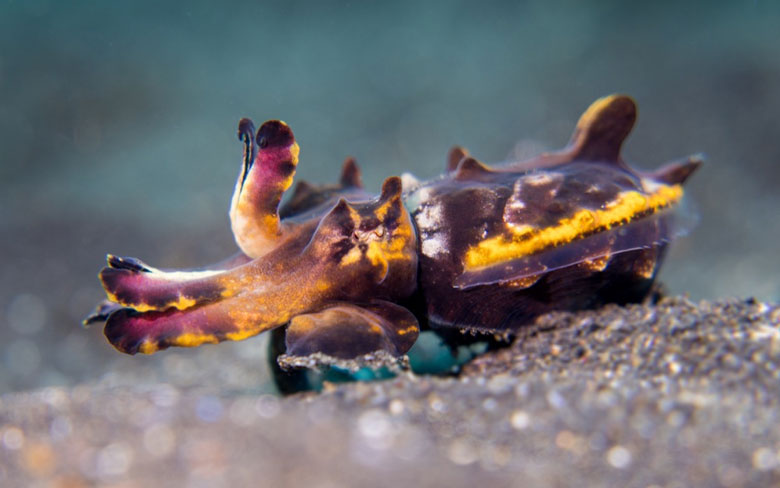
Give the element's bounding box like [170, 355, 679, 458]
[86, 95, 700, 379]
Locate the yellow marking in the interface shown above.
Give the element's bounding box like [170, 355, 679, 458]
[220, 288, 236, 299]
[289, 141, 300, 164]
[137, 332, 220, 354]
[365, 242, 389, 278]
[106, 291, 198, 313]
[124, 303, 157, 313]
[358, 211, 415, 279]
[262, 213, 280, 235]
[464, 184, 683, 271]
[396, 325, 419, 336]
[105, 291, 121, 305]
[228, 307, 292, 334]
[334, 202, 413, 271]
[138, 342, 158, 354]
[170, 332, 219, 348]
[225, 328, 263, 342]
[502, 275, 542, 289]
[582, 254, 611, 272]
[340, 246, 363, 266]
[279, 142, 301, 191]
[374, 195, 398, 221]
[633, 255, 657, 279]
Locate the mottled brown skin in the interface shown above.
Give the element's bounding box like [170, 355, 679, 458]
[86, 94, 699, 371]
[410, 166, 660, 331]
[408, 95, 698, 333]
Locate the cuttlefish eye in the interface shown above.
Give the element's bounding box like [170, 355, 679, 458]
[256, 120, 294, 149]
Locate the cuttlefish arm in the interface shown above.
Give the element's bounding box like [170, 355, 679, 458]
[97, 234, 313, 354]
[82, 252, 253, 326]
[96, 176, 418, 357]
[229, 119, 301, 258]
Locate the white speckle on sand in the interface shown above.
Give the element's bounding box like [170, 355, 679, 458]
[606, 445, 632, 469]
[510, 410, 530, 430]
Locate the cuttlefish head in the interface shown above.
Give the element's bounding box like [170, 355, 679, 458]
[230, 119, 300, 258]
[306, 176, 418, 300]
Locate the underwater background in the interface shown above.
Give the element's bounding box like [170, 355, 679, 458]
[1, 0, 779, 393]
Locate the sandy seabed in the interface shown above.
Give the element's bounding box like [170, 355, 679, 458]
[1, 297, 778, 487]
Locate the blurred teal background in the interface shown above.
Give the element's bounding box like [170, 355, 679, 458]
[1, 0, 779, 392]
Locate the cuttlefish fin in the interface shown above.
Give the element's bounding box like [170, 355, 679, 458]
[284, 300, 419, 359]
[453, 156, 494, 181]
[646, 154, 704, 185]
[564, 94, 636, 164]
[339, 157, 363, 188]
[446, 146, 469, 172]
